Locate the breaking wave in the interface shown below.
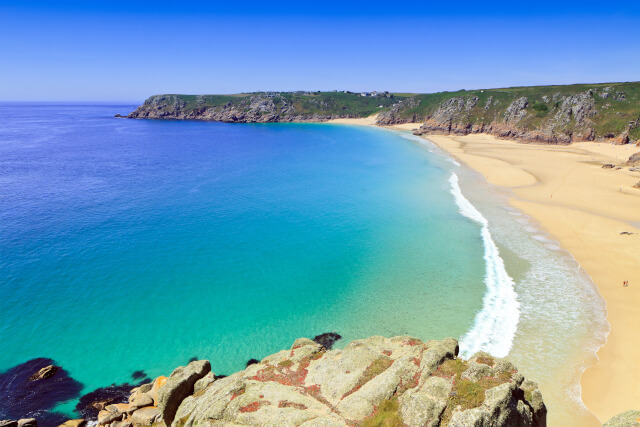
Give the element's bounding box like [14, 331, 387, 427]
[449, 173, 520, 358]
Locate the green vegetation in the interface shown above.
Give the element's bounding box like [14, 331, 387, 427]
[362, 397, 403, 427]
[400, 82, 640, 137]
[436, 358, 514, 425]
[277, 359, 294, 368]
[343, 357, 395, 398]
[145, 91, 407, 118]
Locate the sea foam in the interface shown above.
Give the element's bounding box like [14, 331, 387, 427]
[449, 173, 520, 358]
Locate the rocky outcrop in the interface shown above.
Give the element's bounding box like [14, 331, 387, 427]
[628, 152, 640, 166]
[127, 94, 371, 123]
[28, 366, 59, 381]
[75, 382, 140, 420]
[411, 90, 604, 144]
[603, 410, 640, 426]
[93, 336, 545, 427]
[157, 360, 210, 426]
[376, 97, 422, 125]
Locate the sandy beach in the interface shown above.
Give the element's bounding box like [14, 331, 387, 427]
[422, 133, 640, 423]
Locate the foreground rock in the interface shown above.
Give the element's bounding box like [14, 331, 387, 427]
[157, 360, 210, 426]
[603, 410, 640, 426]
[94, 336, 545, 427]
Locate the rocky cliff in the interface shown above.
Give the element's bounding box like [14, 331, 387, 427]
[125, 92, 399, 123]
[123, 82, 640, 145]
[394, 83, 640, 144]
[88, 336, 546, 427]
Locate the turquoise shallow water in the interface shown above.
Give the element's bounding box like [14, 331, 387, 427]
[0, 105, 608, 426]
[0, 105, 487, 416]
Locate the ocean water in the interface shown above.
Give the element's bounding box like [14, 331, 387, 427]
[0, 105, 607, 426]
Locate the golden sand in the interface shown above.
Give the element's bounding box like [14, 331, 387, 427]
[424, 134, 640, 423]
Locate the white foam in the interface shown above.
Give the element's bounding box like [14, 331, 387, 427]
[446, 157, 461, 167]
[448, 173, 520, 358]
[399, 133, 436, 151]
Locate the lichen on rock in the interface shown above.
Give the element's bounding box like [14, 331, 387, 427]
[92, 336, 545, 427]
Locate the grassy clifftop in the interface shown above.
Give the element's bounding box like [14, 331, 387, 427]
[125, 82, 640, 144]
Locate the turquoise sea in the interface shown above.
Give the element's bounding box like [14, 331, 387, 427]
[0, 104, 607, 426]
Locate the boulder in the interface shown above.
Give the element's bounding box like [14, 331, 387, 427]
[97, 403, 130, 424]
[130, 407, 160, 426]
[0, 421, 18, 427]
[129, 383, 153, 402]
[627, 152, 640, 166]
[193, 372, 216, 394]
[157, 360, 210, 426]
[603, 410, 640, 426]
[28, 365, 59, 381]
[147, 376, 167, 406]
[16, 420, 36, 427]
[129, 392, 153, 410]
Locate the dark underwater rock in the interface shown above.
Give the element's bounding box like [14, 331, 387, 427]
[0, 358, 82, 427]
[130, 371, 146, 381]
[313, 332, 342, 350]
[75, 383, 136, 421]
[245, 359, 260, 367]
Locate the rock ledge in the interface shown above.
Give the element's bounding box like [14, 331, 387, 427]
[91, 336, 545, 427]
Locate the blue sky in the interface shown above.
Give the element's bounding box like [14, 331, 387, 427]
[1, 1, 639, 101]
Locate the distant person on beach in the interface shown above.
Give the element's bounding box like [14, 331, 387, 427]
[623, 280, 629, 287]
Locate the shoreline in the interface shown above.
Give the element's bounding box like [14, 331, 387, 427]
[327, 117, 640, 422]
[420, 133, 640, 423]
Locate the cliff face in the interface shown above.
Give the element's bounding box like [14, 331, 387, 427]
[91, 336, 546, 427]
[406, 92, 598, 144]
[382, 84, 640, 144]
[126, 92, 399, 123]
